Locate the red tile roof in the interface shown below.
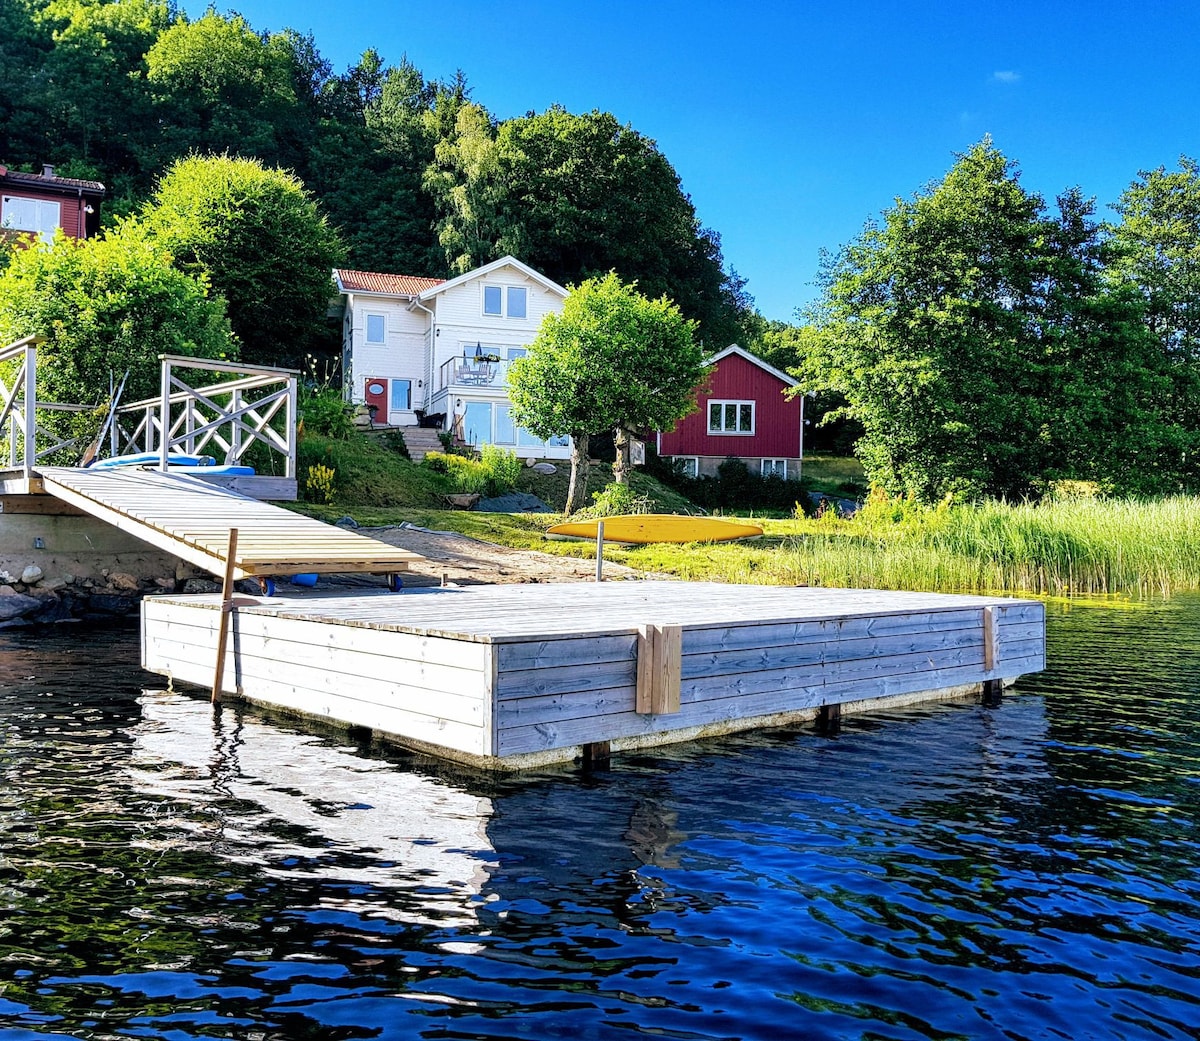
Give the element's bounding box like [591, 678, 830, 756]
[335, 269, 446, 296]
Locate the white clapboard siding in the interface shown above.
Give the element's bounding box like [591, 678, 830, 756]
[140, 582, 1046, 767]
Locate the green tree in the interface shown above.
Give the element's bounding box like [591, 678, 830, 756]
[426, 104, 745, 345]
[143, 154, 344, 368]
[142, 11, 304, 172]
[33, 0, 167, 194]
[509, 274, 705, 513]
[1107, 158, 1200, 476]
[806, 141, 1185, 500]
[0, 220, 234, 440]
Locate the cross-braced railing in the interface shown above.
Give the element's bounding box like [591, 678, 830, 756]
[112, 355, 298, 479]
[0, 336, 90, 476]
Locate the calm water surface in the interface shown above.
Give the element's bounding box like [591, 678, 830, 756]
[1, 599, 1198, 1040]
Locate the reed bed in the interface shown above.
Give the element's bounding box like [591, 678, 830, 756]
[614, 496, 1200, 598]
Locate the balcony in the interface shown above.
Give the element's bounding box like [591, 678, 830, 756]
[437, 354, 519, 391]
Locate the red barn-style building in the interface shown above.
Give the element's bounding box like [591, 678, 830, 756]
[0, 164, 104, 245]
[657, 344, 804, 479]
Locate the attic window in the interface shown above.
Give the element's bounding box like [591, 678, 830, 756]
[483, 284, 527, 318]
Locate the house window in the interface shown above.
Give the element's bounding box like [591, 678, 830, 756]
[482, 284, 527, 318]
[1, 196, 60, 244]
[708, 400, 755, 434]
[365, 313, 386, 345]
[761, 458, 787, 479]
[673, 456, 699, 479]
[390, 379, 411, 413]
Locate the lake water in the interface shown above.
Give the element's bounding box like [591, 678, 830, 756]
[1, 598, 1198, 1041]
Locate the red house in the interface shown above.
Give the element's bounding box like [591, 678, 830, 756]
[657, 344, 804, 479]
[0, 164, 104, 245]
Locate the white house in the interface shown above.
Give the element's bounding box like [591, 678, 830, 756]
[334, 256, 571, 459]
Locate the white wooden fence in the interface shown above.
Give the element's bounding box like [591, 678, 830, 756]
[0, 342, 298, 480]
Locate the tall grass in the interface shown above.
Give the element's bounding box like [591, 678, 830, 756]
[612, 495, 1200, 598]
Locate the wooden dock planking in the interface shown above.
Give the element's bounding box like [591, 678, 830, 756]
[141, 582, 1047, 769]
[35, 466, 422, 578]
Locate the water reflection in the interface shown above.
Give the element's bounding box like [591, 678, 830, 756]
[0, 601, 1198, 1040]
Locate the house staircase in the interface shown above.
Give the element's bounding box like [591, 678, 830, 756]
[393, 425, 443, 463]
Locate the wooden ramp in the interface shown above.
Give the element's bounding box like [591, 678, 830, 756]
[37, 466, 421, 581]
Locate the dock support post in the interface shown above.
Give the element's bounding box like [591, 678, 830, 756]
[582, 740, 611, 769]
[982, 679, 1004, 708]
[816, 702, 842, 734]
[595, 520, 604, 582]
[212, 527, 238, 703]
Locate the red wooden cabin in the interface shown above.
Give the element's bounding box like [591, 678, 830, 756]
[657, 344, 804, 480]
[0, 164, 104, 245]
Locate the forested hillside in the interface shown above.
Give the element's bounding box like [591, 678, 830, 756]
[0, 0, 756, 347]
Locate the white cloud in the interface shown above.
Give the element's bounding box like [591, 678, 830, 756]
[992, 70, 1021, 84]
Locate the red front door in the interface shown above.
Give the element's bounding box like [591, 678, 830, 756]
[364, 378, 388, 425]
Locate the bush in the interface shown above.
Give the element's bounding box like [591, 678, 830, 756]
[655, 455, 813, 514]
[575, 481, 654, 518]
[479, 444, 521, 496]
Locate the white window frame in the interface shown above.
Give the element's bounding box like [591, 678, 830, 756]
[674, 456, 699, 478]
[482, 283, 528, 319]
[365, 313, 386, 345]
[761, 458, 787, 479]
[2, 195, 60, 244]
[708, 399, 755, 435]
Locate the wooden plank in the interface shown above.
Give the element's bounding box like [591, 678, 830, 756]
[495, 634, 638, 672]
[983, 606, 998, 671]
[143, 602, 491, 688]
[0, 494, 85, 515]
[143, 632, 488, 730]
[496, 654, 1047, 755]
[636, 624, 681, 715]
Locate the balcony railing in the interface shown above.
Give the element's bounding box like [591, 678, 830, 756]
[438, 355, 520, 390]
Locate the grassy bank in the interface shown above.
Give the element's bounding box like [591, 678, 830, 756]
[296, 434, 1200, 598]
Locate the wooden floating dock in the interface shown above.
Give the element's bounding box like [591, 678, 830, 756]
[141, 581, 1046, 769]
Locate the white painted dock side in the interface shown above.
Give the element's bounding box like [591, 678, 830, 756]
[141, 582, 1046, 769]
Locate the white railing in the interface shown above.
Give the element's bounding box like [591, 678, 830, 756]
[438, 355, 521, 390]
[112, 355, 298, 478]
[0, 336, 90, 476]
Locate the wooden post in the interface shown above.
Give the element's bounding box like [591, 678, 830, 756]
[582, 740, 611, 769]
[982, 606, 998, 672]
[595, 520, 604, 582]
[816, 702, 842, 734]
[211, 528, 238, 703]
[636, 624, 682, 715]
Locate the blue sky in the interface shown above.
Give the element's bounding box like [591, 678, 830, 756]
[184, 0, 1200, 322]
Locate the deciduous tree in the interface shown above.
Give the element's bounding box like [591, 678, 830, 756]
[508, 274, 705, 514]
[0, 220, 234, 440]
[143, 154, 344, 368]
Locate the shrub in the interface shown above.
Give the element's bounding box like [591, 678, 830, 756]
[422, 450, 489, 494]
[479, 444, 522, 496]
[576, 481, 654, 518]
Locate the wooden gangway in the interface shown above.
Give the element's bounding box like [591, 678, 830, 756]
[37, 466, 421, 583]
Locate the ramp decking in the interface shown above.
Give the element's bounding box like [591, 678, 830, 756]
[34, 465, 421, 581]
[141, 582, 1046, 769]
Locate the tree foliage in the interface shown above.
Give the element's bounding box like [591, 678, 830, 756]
[427, 105, 749, 346]
[803, 140, 1179, 501]
[509, 274, 705, 513]
[0, 220, 234, 433]
[143, 154, 344, 367]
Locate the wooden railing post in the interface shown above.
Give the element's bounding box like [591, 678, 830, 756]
[22, 342, 36, 477]
[158, 356, 171, 470]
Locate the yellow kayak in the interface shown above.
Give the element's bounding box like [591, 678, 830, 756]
[546, 514, 763, 545]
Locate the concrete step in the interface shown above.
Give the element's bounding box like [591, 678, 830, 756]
[374, 425, 445, 463]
